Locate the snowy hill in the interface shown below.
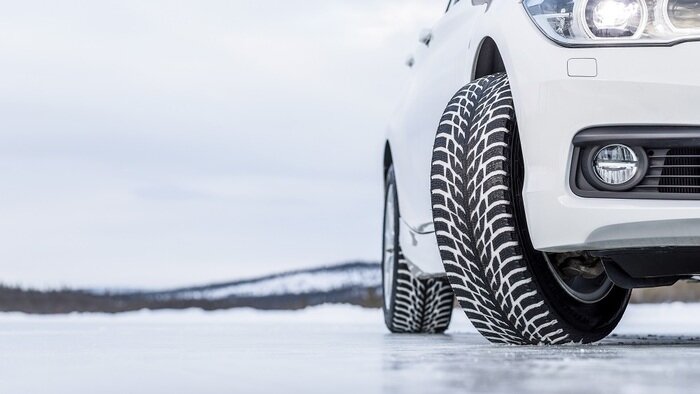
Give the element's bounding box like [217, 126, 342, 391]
[158, 262, 381, 300]
[0, 262, 383, 314]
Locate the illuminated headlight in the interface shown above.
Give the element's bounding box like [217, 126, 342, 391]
[525, 0, 700, 45]
[593, 145, 639, 185]
[665, 0, 700, 31]
[583, 0, 647, 38]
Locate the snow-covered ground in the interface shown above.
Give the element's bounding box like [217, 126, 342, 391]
[1, 304, 700, 393]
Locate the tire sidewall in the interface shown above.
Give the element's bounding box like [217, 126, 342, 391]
[382, 167, 401, 330]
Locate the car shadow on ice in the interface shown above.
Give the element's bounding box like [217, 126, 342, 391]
[381, 332, 700, 348]
[379, 332, 700, 376]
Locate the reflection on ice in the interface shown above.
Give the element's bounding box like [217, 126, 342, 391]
[1, 303, 700, 393]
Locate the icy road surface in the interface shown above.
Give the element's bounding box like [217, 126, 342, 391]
[1, 304, 700, 393]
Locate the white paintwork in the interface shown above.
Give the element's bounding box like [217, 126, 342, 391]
[567, 58, 598, 77]
[387, 0, 700, 273]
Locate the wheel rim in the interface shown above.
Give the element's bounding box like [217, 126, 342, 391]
[543, 253, 614, 304]
[509, 127, 614, 305]
[383, 184, 396, 311]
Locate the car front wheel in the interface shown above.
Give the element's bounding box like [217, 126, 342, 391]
[430, 72, 631, 345]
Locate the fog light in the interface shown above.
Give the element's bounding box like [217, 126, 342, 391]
[593, 144, 639, 185]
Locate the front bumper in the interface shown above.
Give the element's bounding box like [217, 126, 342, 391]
[506, 32, 700, 252]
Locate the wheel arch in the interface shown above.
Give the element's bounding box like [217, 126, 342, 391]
[383, 141, 393, 180]
[472, 36, 506, 80]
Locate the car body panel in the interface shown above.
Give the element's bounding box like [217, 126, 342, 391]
[388, 1, 481, 231]
[387, 0, 700, 274]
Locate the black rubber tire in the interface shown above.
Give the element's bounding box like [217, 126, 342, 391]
[383, 166, 455, 333]
[430, 73, 631, 344]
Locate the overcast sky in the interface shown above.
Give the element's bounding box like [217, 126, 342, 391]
[0, 0, 444, 288]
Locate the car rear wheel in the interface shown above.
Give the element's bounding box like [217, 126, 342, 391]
[383, 166, 454, 333]
[430, 72, 631, 344]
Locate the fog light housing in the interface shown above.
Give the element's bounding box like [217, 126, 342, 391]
[593, 144, 640, 185]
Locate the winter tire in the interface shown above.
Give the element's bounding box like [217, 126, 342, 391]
[383, 166, 455, 333]
[430, 72, 631, 345]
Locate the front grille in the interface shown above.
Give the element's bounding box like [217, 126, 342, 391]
[637, 148, 700, 194]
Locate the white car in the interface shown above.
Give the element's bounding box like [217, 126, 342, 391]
[382, 0, 700, 344]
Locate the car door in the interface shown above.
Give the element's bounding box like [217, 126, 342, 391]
[391, 0, 480, 230]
